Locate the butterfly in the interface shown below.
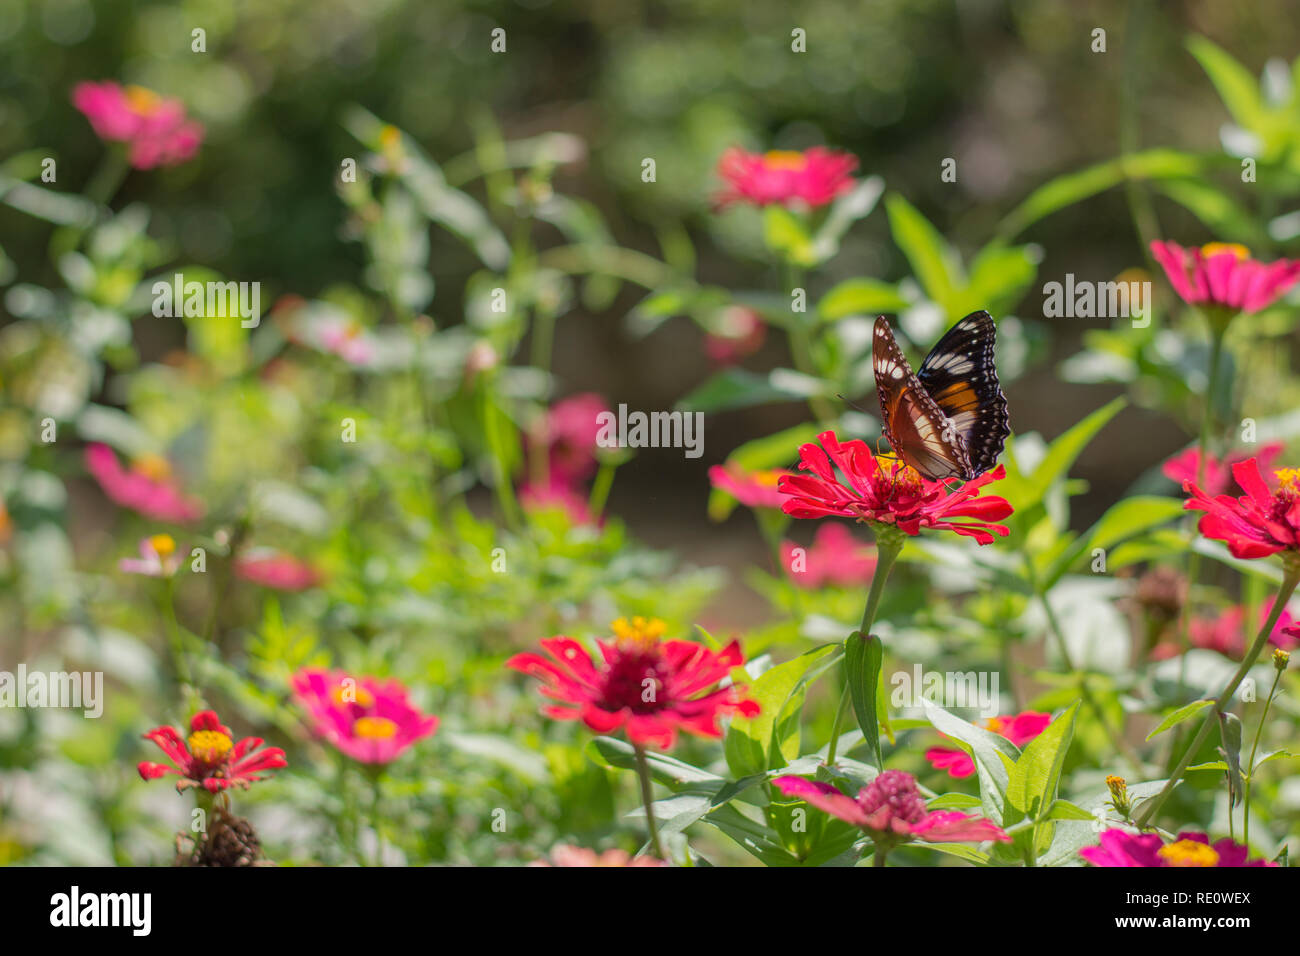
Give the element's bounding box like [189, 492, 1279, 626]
[872, 310, 1010, 482]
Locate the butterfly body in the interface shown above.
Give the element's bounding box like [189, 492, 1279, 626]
[872, 311, 1009, 481]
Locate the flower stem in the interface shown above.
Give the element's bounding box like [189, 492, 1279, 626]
[1241, 663, 1282, 847]
[826, 532, 902, 767]
[1136, 561, 1300, 828]
[633, 744, 665, 861]
[872, 846, 888, 867]
[1196, 328, 1226, 486]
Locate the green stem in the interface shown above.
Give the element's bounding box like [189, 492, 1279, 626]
[872, 846, 888, 867]
[1136, 561, 1300, 827]
[1197, 329, 1226, 486]
[587, 459, 617, 519]
[633, 744, 665, 861]
[826, 532, 902, 767]
[1242, 665, 1283, 847]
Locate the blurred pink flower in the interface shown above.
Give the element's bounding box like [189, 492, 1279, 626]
[708, 463, 791, 510]
[1081, 828, 1276, 867]
[780, 522, 876, 589]
[1150, 241, 1300, 316]
[520, 479, 596, 526]
[72, 81, 204, 169]
[120, 533, 183, 577]
[234, 550, 321, 591]
[715, 146, 858, 209]
[1151, 603, 1298, 660]
[290, 668, 438, 765]
[1162, 442, 1283, 497]
[533, 845, 669, 867]
[705, 306, 766, 365]
[925, 711, 1052, 779]
[84, 443, 204, 523]
[774, 770, 1009, 847]
[533, 393, 611, 484]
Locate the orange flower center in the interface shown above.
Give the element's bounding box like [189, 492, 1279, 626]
[1275, 468, 1300, 499]
[187, 730, 234, 766]
[331, 684, 375, 708]
[131, 453, 172, 483]
[353, 716, 398, 739]
[752, 469, 783, 487]
[983, 716, 1006, 734]
[124, 85, 164, 116]
[763, 150, 808, 171]
[1157, 839, 1219, 867]
[611, 616, 666, 651]
[1200, 242, 1250, 261]
[149, 534, 176, 559]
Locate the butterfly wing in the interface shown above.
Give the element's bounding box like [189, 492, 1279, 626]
[916, 310, 1010, 476]
[872, 316, 974, 481]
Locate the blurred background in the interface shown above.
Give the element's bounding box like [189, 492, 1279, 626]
[3, 0, 1299, 626]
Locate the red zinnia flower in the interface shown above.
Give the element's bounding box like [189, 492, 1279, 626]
[1151, 603, 1298, 660]
[234, 550, 322, 591]
[708, 463, 791, 510]
[779, 431, 1013, 544]
[1151, 241, 1300, 317]
[531, 393, 611, 485]
[925, 711, 1051, 779]
[781, 522, 877, 589]
[72, 81, 204, 170]
[84, 443, 204, 523]
[774, 770, 1009, 846]
[506, 616, 760, 750]
[1081, 828, 1276, 867]
[532, 845, 669, 867]
[1182, 458, 1300, 559]
[291, 668, 439, 765]
[139, 711, 286, 793]
[715, 146, 858, 209]
[1162, 442, 1283, 497]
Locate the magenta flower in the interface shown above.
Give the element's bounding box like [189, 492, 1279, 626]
[84, 443, 204, 523]
[532, 393, 611, 485]
[1182, 459, 1300, 559]
[715, 146, 858, 209]
[1081, 828, 1277, 867]
[72, 81, 204, 170]
[708, 463, 792, 510]
[1162, 442, 1283, 497]
[520, 478, 597, 526]
[780, 522, 876, 589]
[234, 550, 321, 591]
[1150, 241, 1300, 317]
[290, 668, 438, 764]
[119, 534, 183, 577]
[139, 710, 286, 794]
[925, 711, 1051, 779]
[532, 845, 669, 867]
[704, 306, 766, 366]
[774, 770, 1009, 852]
[1152, 603, 1297, 660]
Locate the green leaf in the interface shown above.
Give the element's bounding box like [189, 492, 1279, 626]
[706, 804, 801, 866]
[911, 842, 991, 865]
[1008, 702, 1079, 821]
[1046, 495, 1185, 585]
[586, 737, 721, 791]
[922, 699, 1020, 824]
[1218, 711, 1244, 808]
[817, 278, 909, 322]
[885, 193, 963, 314]
[762, 205, 816, 267]
[1145, 699, 1214, 742]
[725, 643, 841, 777]
[1187, 36, 1264, 134]
[843, 631, 884, 770]
[676, 367, 809, 414]
[1044, 799, 1097, 822]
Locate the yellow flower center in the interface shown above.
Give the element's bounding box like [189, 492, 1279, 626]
[983, 716, 1006, 734]
[1200, 242, 1250, 261]
[330, 684, 375, 708]
[125, 85, 164, 116]
[753, 469, 783, 487]
[1157, 839, 1220, 867]
[353, 716, 398, 739]
[131, 453, 172, 483]
[149, 534, 176, 558]
[763, 150, 808, 171]
[1275, 468, 1300, 498]
[611, 616, 666, 650]
[187, 730, 234, 765]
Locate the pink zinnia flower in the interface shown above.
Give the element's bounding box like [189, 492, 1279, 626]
[708, 463, 791, 510]
[532, 845, 669, 867]
[925, 711, 1052, 779]
[781, 522, 876, 589]
[234, 550, 321, 591]
[1152, 604, 1298, 660]
[506, 616, 760, 750]
[532, 393, 611, 485]
[139, 710, 286, 793]
[290, 668, 439, 765]
[119, 533, 183, 577]
[715, 147, 858, 209]
[72, 81, 204, 170]
[779, 431, 1013, 544]
[774, 770, 1009, 848]
[1182, 459, 1300, 559]
[1150, 241, 1300, 316]
[1162, 442, 1283, 497]
[705, 306, 766, 366]
[84, 443, 204, 523]
[1081, 828, 1277, 867]
[520, 479, 597, 526]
